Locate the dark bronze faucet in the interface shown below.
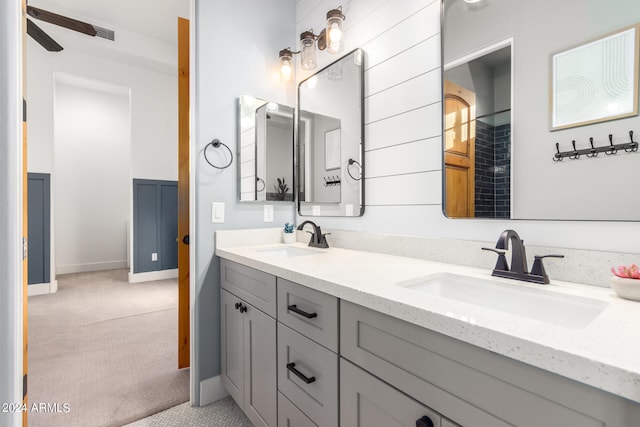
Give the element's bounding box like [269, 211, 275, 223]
[297, 221, 330, 248]
[482, 229, 564, 284]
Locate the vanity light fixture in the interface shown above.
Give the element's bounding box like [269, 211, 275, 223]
[325, 7, 345, 53]
[278, 6, 346, 81]
[300, 31, 318, 70]
[279, 48, 294, 82]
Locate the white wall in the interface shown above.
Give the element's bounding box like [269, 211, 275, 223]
[54, 80, 131, 274]
[194, 0, 296, 405]
[295, 0, 640, 254]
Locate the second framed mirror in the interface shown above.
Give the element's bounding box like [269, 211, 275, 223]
[297, 48, 365, 217]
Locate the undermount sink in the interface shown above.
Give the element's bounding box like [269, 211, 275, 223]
[254, 246, 325, 258]
[396, 273, 608, 329]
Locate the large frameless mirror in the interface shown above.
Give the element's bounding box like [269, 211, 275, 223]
[442, 0, 640, 220]
[297, 48, 365, 217]
[237, 95, 294, 202]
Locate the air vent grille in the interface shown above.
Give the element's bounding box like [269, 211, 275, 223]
[94, 25, 115, 41]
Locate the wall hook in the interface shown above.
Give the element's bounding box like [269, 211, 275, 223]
[553, 142, 563, 161]
[569, 140, 580, 159]
[586, 137, 598, 158]
[605, 134, 617, 155]
[625, 130, 638, 152]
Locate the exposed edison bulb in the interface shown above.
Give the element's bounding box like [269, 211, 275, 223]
[326, 8, 345, 54]
[280, 62, 292, 82]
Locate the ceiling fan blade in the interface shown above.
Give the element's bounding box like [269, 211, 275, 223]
[27, 19, 63, 52]
[27, 5, 97, 37]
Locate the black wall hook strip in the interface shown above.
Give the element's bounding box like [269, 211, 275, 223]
[204, 138, 233, 169]
[553, 136, 638, 161]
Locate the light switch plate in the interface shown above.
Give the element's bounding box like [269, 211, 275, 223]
[264, 205, 274, 222]
[212, 202, 225, 223]
[151, 252, 158, 261]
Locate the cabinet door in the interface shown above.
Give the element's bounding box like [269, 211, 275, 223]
[341, 358, 442, 427]
[244, 301, 277, 427]
[221, 289, 245, 407]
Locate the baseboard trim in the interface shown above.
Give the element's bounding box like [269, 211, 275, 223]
[27, 281, 58, 296]
[128, 269, 178, 284]
[199, 375, 228, 406]
[57, 260, 127, 275]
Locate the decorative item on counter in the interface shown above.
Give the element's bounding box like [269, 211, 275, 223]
[283, 222, 296, 244]
[610, 264, 640, 301]
[275, 177, 289, 201]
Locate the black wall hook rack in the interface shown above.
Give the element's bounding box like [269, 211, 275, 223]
[324, 176, 341, 186]
[553, 131, 638, 161]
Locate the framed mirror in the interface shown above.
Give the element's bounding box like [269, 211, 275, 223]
[297, 48, 365, 217]
[442, 0, 640, 221]
[237, 95, 294, 202]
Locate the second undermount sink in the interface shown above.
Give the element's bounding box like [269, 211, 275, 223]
[396, 273, 608, 329]
[254, 246, 325, 258]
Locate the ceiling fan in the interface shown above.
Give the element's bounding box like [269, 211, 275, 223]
[26, 3, 98, 52]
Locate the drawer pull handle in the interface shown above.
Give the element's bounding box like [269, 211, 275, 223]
[235, 302, 241, 310]
[286, 362, 316, 384]
[287, 304, 317, 319]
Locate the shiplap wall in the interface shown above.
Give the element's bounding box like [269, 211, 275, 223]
[295, 0, 446, 231]
[294, 0, 640, 253]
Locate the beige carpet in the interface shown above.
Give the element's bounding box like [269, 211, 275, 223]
[28, 269, 189, 427]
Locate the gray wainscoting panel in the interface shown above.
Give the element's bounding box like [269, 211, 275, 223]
[133, 179, 178, 273]
[27, 173, 50, 285]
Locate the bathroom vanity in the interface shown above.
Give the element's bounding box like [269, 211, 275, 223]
[216, 229, 640, 427]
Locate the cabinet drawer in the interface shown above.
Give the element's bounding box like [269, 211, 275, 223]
[220, 259, 276, 317]
[341, 301, 610, 427]
[278, 323, 338, 427]
[341, 358, 442, 427]
[277, 278, 338, 351]
[278, 392, 317, 427]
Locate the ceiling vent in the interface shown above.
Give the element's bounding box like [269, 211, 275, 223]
[94, 25, 115, 41]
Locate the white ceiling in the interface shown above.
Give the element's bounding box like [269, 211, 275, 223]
[30, 0, 191, 44]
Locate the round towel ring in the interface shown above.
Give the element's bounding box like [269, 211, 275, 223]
[347, 158, 362, 181]
[204, 139, 233, 169]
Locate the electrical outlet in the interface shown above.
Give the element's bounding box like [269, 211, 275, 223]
[151, 252, 158, 261]
[264, 205, 274, 222]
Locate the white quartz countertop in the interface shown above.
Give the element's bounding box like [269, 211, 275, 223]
[215, 230, 640, 404]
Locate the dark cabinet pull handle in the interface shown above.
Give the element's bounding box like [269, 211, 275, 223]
[239, 304, 247, 313]
[235, 302, 241, 310]
[286, 362, 316, 384]
[416, 415, 434, 427]
[287, 304, 317, 319]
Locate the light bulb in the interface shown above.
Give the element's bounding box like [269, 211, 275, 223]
[279, 48, 294, 82]
[325, 8, 345, 54]
[280, 62, 292, 82]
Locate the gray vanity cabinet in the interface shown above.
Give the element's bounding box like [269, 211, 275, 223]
[220, 261, 277, 427]
[340, 300, 640, 427]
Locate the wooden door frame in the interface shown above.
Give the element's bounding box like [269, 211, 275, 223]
[177, 17, 190, 370]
